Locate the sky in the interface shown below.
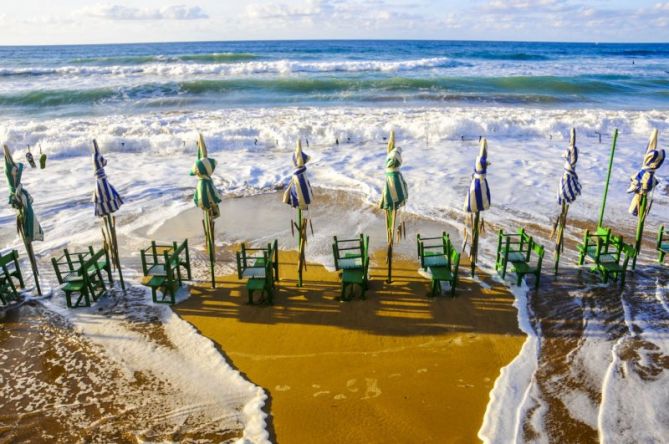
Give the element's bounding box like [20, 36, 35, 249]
[0, 0, 667, 45]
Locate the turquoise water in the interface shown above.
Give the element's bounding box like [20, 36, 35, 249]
[1, 40, 668, 115]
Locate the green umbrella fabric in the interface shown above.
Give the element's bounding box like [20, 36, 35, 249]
[191, 134, 222, 218]
[4, 145, 43, 242]
[380, 131, 408, 210]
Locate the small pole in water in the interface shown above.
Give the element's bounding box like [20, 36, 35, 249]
[478, 135, 481, 142]
[335, 138, 339, 145]
[306, 138, 309, 147]
[254, 138, 258, 145]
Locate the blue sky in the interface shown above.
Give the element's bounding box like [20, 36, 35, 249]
[0, 0, 667, 45]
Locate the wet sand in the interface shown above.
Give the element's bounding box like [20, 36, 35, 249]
[176, 249, 525, 443]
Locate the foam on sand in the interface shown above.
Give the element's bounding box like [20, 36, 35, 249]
[42, 287, 269, 443]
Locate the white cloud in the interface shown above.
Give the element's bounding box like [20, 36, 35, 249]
[80, 4, 209, 21]
[245, 0, 450, 30]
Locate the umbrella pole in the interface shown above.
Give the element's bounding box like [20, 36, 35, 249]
[471, 212, 480, 277]
[632, 194, 647, 270]
[23, 239, 41, 296]
[386, 208, 396, 283]
[598, 128, 619, 228]
[204, 210, 216, 288]
[105, 214, 125, 291]
[297, 208, 303, 287]
[554, 201, 568, 275]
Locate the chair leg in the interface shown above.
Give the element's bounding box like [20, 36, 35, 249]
[451, 279, 456, 297]
[660, 251, 666, 263]
[516, 273, 522, 286]
[535, 272, 541, 289]
[248, 289, 254, 305]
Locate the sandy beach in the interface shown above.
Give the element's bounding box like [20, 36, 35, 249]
[176, 248, 525, 443]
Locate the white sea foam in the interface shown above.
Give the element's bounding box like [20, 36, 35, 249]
[0, 57, 459, 79]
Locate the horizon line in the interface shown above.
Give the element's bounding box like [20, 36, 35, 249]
[0, 37, 666, 48]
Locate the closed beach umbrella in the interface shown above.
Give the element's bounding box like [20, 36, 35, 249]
[3, 145, 43, 295]
[627, 129, 665, 269]
[551, 129, 582, 274]
[380, 130, 408, 283]
[92, 140, 125, 290]
[283, 139, 313, 287]
[463, 138, 491, 277]
[191, 133, 222, 288]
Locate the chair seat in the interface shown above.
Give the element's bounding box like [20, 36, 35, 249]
[598, 253, 618, 264]
[600, 262, 624, 273]
[512, 262, 536, 275]
[423, 255, 448, 268]
[429, 266, 452, 281]
[143, 275, 165, 288]
[507, 251, 527, 263]
[63, 281, 85, 292]
[147, 264, 166, 276]
[64, 272, 84, 283]
[242, 268, 266, 279]
[342, 269, 365, 284]
[339, 257, 363, 270]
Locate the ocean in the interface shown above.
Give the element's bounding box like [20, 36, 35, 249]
[1, 40, 668, 442]
[1, 40, 669, 115]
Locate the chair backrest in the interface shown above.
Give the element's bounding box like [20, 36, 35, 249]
[417, 232, 450, 268]
[332, 234, 366, 270]
[0, 250, 17, 267]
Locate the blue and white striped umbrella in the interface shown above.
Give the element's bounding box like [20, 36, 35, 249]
[92, 141, 123, 217]
[627, 129, 665, 216]
[557, 129, 582, 205]
[464, 138, 491, 213]
[283, 140, 313, 209]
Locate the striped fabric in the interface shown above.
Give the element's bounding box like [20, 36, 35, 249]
[464, 138, 491, 213]
[380, 131, 409, 210]
[191, 134, 222, 218]
[557, 129, 582, 205]
[92, 141, 123, 217]
[628, 129, 665, 216]
[283, 140, 313, 209]
[3, 145, 43, 242]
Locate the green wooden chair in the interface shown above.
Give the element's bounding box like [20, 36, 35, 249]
[140, 240, 191, 304]
[657, 225, 669, 264]
[496, 228, 544, 288]
[332, 234, 370, 301]
[236, 240, 279, 305]
[596, 243, 635, 286]
[51, 247, 108, 308]
[0, 250, 24, 305]
[417, 233, 460, 297]
[576, 227, 631, 285]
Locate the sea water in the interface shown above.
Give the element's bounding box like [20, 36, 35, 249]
[0, 40, 668, 442]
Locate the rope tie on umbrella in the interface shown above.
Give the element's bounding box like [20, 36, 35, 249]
[627, 130, 665, 216]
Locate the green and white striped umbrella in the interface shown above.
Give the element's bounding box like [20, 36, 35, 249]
[4, 144, 43, 295]
[380, 130, 408, 283]
[4, 145, 43, 242]
[190, 134, 221, 287]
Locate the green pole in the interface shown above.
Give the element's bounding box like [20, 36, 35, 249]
[598, 129, 619, 228]
[297, 207, 303, 287]
[632, 194, 647, 270]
